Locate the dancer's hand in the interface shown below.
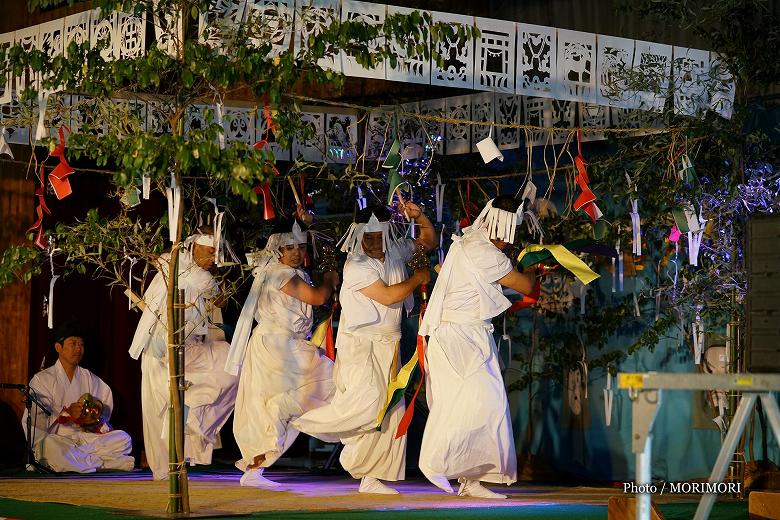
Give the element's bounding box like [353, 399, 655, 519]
[323, 270, 340, 287]
[413, 267, 431, 285]
[398, 200, 423, 219]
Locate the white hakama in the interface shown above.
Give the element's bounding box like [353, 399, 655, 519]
[292, 240, 415, 481]
[130, 251, 238, 480]
[418, 229, 518, 485]
[24, 360, 134, 473]
[231, 264, 334, 470]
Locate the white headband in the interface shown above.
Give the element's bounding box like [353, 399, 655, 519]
[189, 233, 215, 248]
[337, 213, 397, 254]
[468, 199, 524, 243]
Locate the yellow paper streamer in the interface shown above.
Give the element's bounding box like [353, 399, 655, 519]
[518, 244, 600, 285]
[310, 316, 329, 347]
[376, 349, 417, 428]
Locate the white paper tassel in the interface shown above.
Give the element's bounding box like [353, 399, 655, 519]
[356, 186, 367, 209]
[127, 256, 137, 310]
[630, 199, 641, 255]
[0, 127, 13, 158]
[687, 211, 706, 266]
[165, 177, 181, 242]
[435, 174, 445, 223]
[604, 372, 614, 427]
[633, 292, 641, 317]
[215, 101, 225, 149]
[35, 92, 50, 142]
[142, 173, 151, 199]
[438, 225, 445, 266]
[693, 310, 704, 364]
[47, 275, 59, 329]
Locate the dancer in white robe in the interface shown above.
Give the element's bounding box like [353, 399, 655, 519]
[293, 202, 436, 494]
[419, 195, 536, 499]
[129, 228, 239, 480]
[227, 216, 339, 488]
[24, 321, 134, 473]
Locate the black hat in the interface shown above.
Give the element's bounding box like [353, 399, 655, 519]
[53, 320, 83, 344]
[271, 216, 308, 235]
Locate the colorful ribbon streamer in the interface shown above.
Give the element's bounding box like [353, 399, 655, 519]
[28, 167, 51, 250]
[572, 131, 602, 223]
[517, 244, 600, 285]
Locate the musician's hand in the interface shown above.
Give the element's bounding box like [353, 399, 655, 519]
[66, 402, 83, 418]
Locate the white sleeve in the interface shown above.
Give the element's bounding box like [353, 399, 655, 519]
[343, 256, 381, 292]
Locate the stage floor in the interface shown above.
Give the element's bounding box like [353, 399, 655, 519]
[0, 469, 749, 519]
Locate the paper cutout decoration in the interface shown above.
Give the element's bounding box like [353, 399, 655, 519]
[556, 29, 597, 103]
[152, 1, 182, 56]
[474, 17, 516, 93]
[419, 98, 445, 155]
[673, 47, 710, 117]
[633, 40, 673, 112]
[596, 34, 635, 108]
[325, 112, 358, 164]
[524, 96, 552, 147]
[244, 0, 295, 57]
[516, 23, 556, 97]
[117, 11, 146, 59]
[444, 95, 471, 155]
[495, 94, 520, 150]
[0, 32, 13, 104]
[294, 0, 341, 71]
[365, 109, 390, 160]
[579, 103, 609, 142]
[709, 53, 736, 120]
[223, 106, 257, 145]
[431, 11, 475, 89]
[198, 0, 247, 49]
[90, 8, 118, 61]
[292, 111, 325, 162]
[341, 0, 386, 79]
[386, 5, 430, 84]
[14, 25, 40, 97]
[470, 92, 494, 152]
[38, 19, 65, 95]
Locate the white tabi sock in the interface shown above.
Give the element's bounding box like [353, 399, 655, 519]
[240, 467, 282, 489]
[427, 474, 454, 494]
[457, 479, 507, 499]
[359, 476, 399, 495]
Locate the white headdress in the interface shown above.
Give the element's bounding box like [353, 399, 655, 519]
[466, 198, 524, 244]
[337, 212, 399, 255]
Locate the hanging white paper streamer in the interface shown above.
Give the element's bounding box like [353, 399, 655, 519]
[435, 174, 445, 223]
[693, 310, 704, 364]
[0, 127, 13, 158]
[438, 224, 445, 266]
[215, 100, 225, 150]
[46, 242, 59, 329]
[410, 218, 416, 239]
[673, 242, 679, 291]
[633, 292, 641, 317]
[35, 92, 50, 142]
[356, 186, 367, 210]
[611, 251, 617, 293]
[604, 372, 614, 427]
[206, 197, 225, 265]
[618, 248, 624, 293]
[165, 177, 181, 242]
[630, 200, 642, 255]
[127, 256, 137, 310]
[655, 291, 661, 322]
[579, 282, 586, 315]
[142, 173, 150, 199]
